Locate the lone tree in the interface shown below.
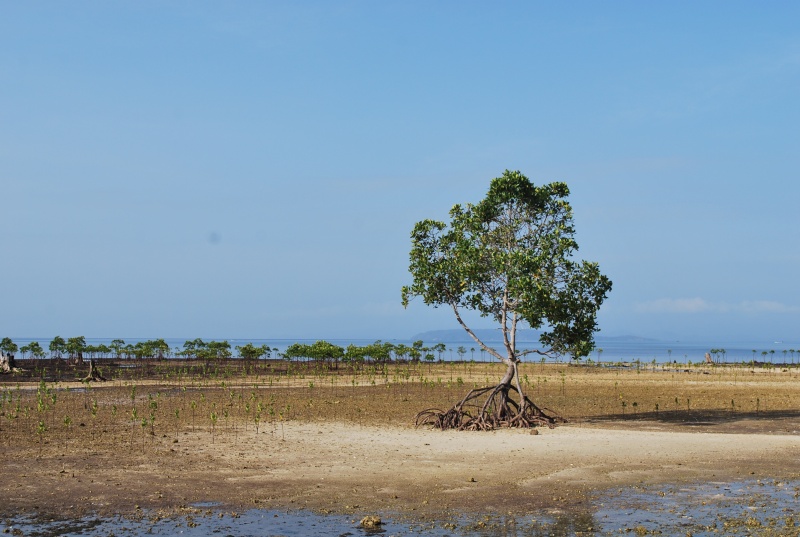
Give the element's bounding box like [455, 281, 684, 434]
[402, 170, 612, 430]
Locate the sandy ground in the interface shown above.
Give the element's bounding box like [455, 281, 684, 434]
[4, 419, 800, 521]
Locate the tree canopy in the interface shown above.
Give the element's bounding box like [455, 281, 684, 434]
[402, 170, 611, 430]
[0, 337, 18, 356]
[402, 170, 611, 364]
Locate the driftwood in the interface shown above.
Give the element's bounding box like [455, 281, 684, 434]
[0, 353, 23, 374]
[81, 359, 107, 382]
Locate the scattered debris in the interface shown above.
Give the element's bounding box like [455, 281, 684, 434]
[359, 515, 382, 528]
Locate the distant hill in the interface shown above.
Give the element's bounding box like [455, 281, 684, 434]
[410, 329, 658, 344]
[595, 334, 659, 343]
[411, 329, 542, 343]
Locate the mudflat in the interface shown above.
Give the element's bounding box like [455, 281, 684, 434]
[2, 360, 800, 520]
[5, 420, 800, 519]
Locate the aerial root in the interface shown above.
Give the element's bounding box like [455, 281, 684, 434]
[414, 384, 565, 431]
[81, 359, 107, 382]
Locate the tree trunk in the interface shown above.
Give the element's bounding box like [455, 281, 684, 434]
[414, 356, 564, 430]
[0, 353, 19, 373]
[499, 359, 516, 386]
[82, 359, 107, 382]
[68, 352, 85, 366]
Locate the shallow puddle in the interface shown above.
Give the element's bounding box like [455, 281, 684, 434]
[595, 478, 800, 536]
[4, 479, 799, 536]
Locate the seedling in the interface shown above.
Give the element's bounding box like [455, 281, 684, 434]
[190, 400, 197, 431]
[130, 407, 139, 448]
[63, 416, 72, 449]
[36, 420, 47, 456]
[140, 417, 148, 451]
[210, 411, 218, 443]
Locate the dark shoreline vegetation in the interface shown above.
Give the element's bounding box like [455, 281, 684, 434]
[3, 335, 800, 369]
[0, 335, 497, 366]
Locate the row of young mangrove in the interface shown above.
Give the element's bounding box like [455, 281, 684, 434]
[0, 336, 478, 367]
[3, 336, 799, 374]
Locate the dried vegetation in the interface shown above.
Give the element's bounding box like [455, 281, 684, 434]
[2, 358, 800, 452]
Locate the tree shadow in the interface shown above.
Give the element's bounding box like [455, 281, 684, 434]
[581, 409, 800, 432]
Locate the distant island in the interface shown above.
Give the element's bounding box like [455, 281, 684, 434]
[410, 329, 658, 344]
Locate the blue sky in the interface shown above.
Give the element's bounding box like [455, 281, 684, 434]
[2, 2, 799, 342]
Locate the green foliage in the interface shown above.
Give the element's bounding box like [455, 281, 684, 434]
[0, 337, 18, 355]
[393, 343, 410, 361]
[402, 170, 611, 361]
[178, 339, 231, 361]
[235, 343, 271, 361]
[285, 341, 345, 365]
[362, 341, 394, 364]
[408, 340, 424, 362]
[110, 339, 126, 357]
[206, 340, 232, 360]
[65, 336, 87, 359]
[182, 338, 207, 358]
[20, 341, 46, 359]
[49, 336, 66, 358]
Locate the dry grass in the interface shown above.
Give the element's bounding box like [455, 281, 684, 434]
[2, 359, 800, 452]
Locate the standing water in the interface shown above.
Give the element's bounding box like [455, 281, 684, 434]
[4, 479, 798, 536]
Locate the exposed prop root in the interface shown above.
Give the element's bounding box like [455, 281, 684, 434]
[81, 359, 107, 382]
[415, 384, 565, 431]
[0, 353, 24, 374]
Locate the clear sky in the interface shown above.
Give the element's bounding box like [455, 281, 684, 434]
[2, 2, 799, 343]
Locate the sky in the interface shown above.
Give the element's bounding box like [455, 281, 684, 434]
[2, 2, 799, 343]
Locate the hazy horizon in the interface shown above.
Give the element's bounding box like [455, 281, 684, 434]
[5, 328, 798, 348]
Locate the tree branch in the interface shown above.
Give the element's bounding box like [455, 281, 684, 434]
[451, 303, 504, 362]
[518, 348, 554, 358]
